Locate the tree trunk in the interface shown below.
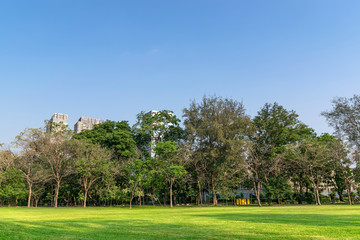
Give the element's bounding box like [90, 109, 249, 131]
[157, 197, 162, 206]
[170, 181, 173, 208]
[211, 176, 217, 206]
[315, 187, 321, 205]
[84, 189, 88, 208]
[54, 181, 60, 208]
[27, 183, 32, 208]
[130, 195, 133, 209]
[298, 183, 303, 204]
[338, 191, 344, 202]
[347, 186, 352, 205]
[253, 181, 262, 207]
[198, 180, 202, 205]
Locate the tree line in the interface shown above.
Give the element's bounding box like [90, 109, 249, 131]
[1, 95, 360, 208]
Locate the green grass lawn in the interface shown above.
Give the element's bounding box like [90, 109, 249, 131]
[0, 205, 359, 239]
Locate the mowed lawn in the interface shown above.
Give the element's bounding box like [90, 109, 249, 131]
[0, 205, 360, 239]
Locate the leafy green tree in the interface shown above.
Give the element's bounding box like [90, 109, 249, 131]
[290, 134, 336, 205]
[153, 141, 187, 208]
[14, 128, 49, 208]
[326, 136, 354, 205]
[333, 170, 346, 202]
[133, 110, 184, 159]
[74, 120, 137, 161]
[122, 159, 147, 208]
[73, 140, 113, 207]
[0, 168, 27, 206]
[37, 121, 73, 208]
[262, 176, 292, 204]
[248, 102, 313, 206]
[183, 96, 250, 205]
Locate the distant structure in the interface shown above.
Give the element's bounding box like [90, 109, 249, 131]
[50, 113, 69, 126]
[74, 116, 105, 134]
[147, 110, 173, 157]
[47, 113, 69, 132]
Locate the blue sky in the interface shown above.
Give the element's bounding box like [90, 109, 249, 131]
[1, 0, 360, 145]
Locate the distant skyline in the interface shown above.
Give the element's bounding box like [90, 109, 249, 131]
[1, 0, 360, 145]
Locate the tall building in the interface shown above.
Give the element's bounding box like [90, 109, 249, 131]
[50, 113, 69, 126]
[74, 116, 105, 134]
[47, 113, 69, 132]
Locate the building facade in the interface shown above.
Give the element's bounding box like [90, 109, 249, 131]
[47, 113, 69, 132]
[50, 113, 69, 126]
[74, 116, 105, 133]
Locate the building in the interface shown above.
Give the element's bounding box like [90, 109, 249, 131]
[74, 116, 105, 133]
[50, 113, 69, 126]
[47, 113, 69, 132]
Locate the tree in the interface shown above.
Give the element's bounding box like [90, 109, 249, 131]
[0, 168, 27, 206]
[247, 142, 274, 207]
[73, 140, 113, 207]
[290, 135, 334, 205]
[74, 120, 137, 161]
[183, 95, 250, 205]
[248, 102, 313, 207]
[133, 110, 184, 159]
[326, 136, 354, 205]
[122, 159, 146, 208]
[153, 141, 187, 208]
[322, 95, 360, 149]
[14, 128, 49, 208]
[38, 121, 73, 208]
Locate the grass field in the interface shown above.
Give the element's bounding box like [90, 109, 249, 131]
[0, 205, 359, 239]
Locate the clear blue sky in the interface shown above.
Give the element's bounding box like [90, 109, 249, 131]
[1, 0, 360, 145]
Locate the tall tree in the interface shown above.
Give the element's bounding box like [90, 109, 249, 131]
[153, 141, 187, 208]
[73, 140, 113, 208]
[248, 102, 313, 207]
[38, 122, 73, 208]
[183, 95, 250, 205]
[122, 159, 146, 208]
[14, 128, 49, 208]
[290, 135, 334, 205]
[326, 136, 354, 205]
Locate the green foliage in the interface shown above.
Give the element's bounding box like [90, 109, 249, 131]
[0, 168, 27, 205]
[248, 102, 313, 206]
[3, 95, 360, 208]
[183, 95, 250, 205]
[133, 110, 184, 158]
[74, 120, 137, 160]
[262, 176, 293, 204]
[154, 141, 187, 180]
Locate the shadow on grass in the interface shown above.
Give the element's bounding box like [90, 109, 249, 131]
[195, 212, 360, 227]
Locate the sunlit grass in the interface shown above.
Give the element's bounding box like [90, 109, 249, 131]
[0, 205, 359, 239]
